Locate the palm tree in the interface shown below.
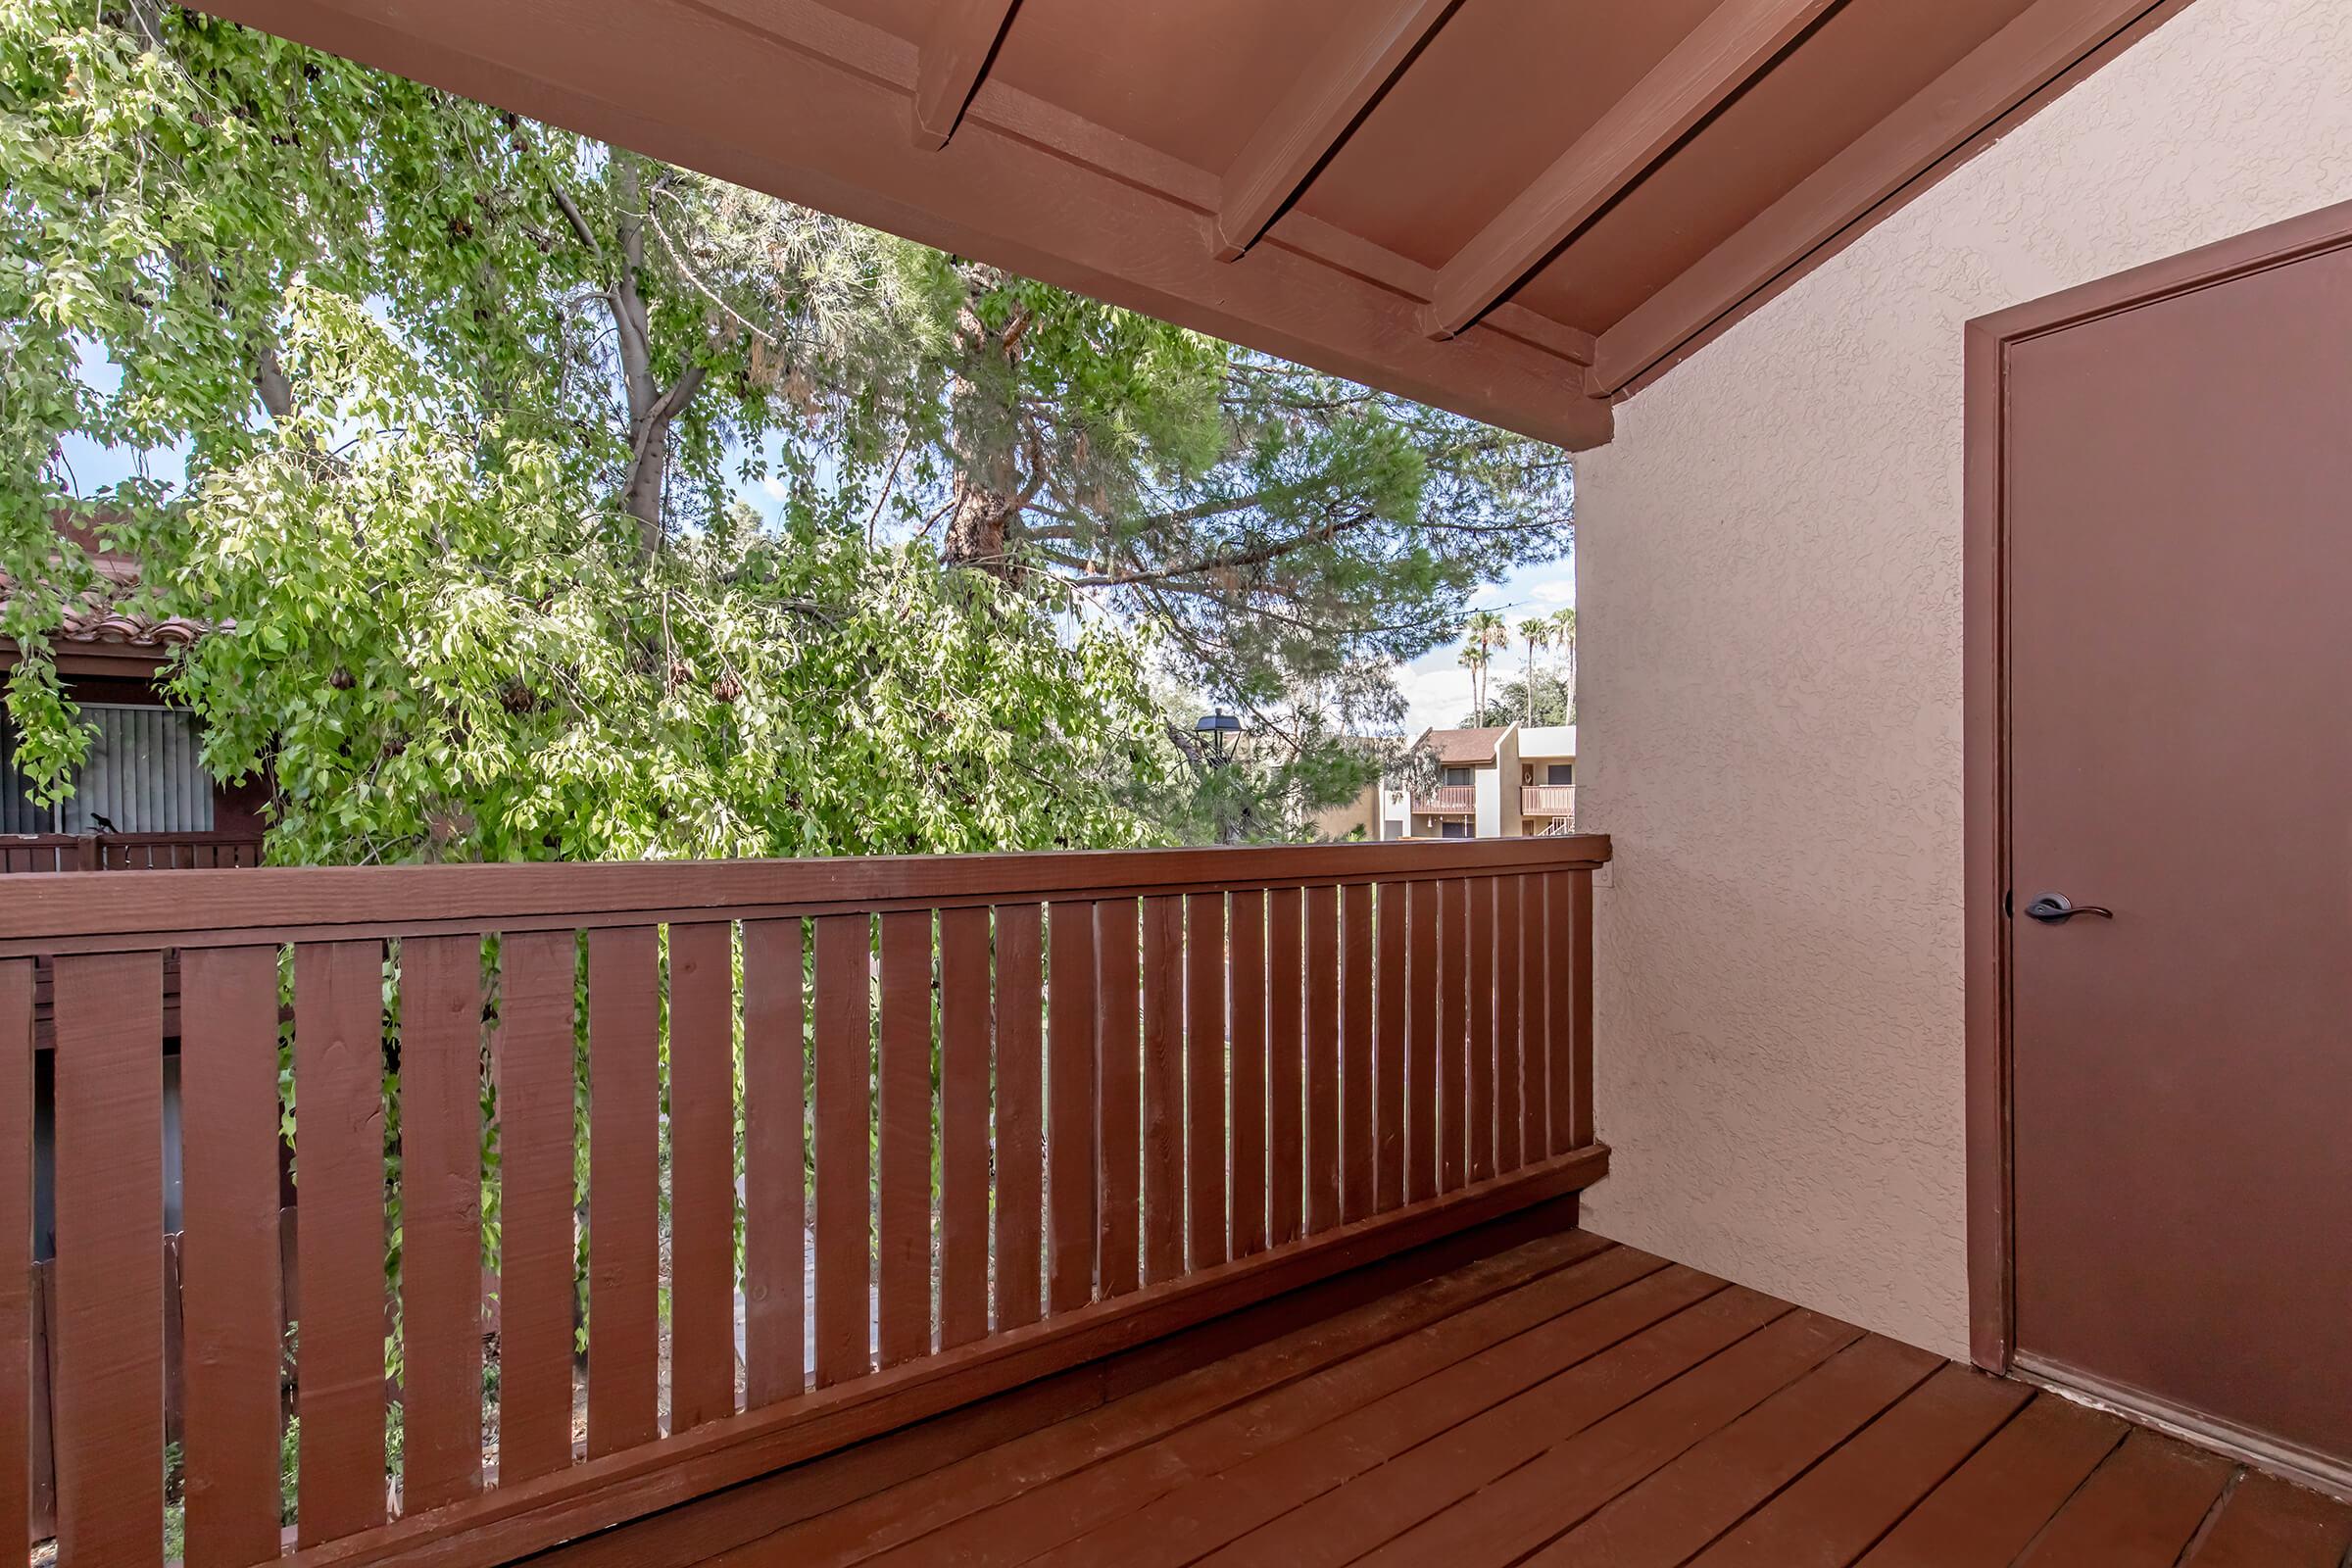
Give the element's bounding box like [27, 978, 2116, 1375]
[1461, 610, 1508, 717]
[1547, 606, 1577, 722]
[1515, 616, 1551, 723]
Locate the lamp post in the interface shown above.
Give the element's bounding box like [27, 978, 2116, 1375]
[1195, 710, 1242, 767]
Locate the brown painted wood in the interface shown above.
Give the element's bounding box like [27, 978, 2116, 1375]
[668, 922, 739, 1427]
[1684, 1363, 2031, 1567]
[1857, 1392, 2127, 1567]
[1972, 202, 2352, 1483]
[400, 935, 489, 1507]
[1265, 887, 1305, 1247]
[293, 941, 388, 1544]
[1212, 0, 1459, 260]
[1091, 899, 1143, 1295]
[1437, 878, 1468, 1191]
[1419, 0, 1837, 339]
[1493, 874, 1522, 1174]
[1359, 1309, 1864, 1568]
[909, 0, 1019, 148]
[993, 905, 1044, 1331]
[1338, 883, 1374, 1221]
[1465, 875, 1496, 1183]
[1517, 873, 1546, 1166]
[875, 910, 934, 1365]
[1219, 1280, 1787, 1567]
[495, 929, 583, 1482]
[1405, 879, 1437, 1205]
[2182, 1471, 2352, 1568]
[937, 906, 993, 1349]
[1182, 892, 1227, 1269]
[1529, 1335, 1942, 1568]
[272, 1150, 1603, 1568]
[1044, 903, 1097, 1315]
[689, 1225, 1609, 1568]
[0, 830, 1610, 956]
[740, 918, 807, 1407]
[811, 914, 874, 1383]
[176, 947, 289, 1565]
[1138, 895, 1185, 1283]
[934, 1242, 1663, 1568]
[1301, 885, 1341, 1236]
[2016, 1430, 2234, 1564]
[1225, 891, 1267, 1258]
[586, 927, 662, 1454]
[0, 961, 29, 1562]
[1373, 884, 1405, 1213]
[1567, 869, 1594, 1150]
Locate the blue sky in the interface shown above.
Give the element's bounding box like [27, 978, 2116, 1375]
[1392, 557, 1575, 737]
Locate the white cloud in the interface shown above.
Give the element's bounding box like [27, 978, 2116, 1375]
[760, 476, 790, 500]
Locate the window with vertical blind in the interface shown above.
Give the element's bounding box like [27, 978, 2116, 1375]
[0, 704, 215, 834]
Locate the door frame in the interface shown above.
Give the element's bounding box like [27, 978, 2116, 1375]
[1963, 198, 2352, 1380]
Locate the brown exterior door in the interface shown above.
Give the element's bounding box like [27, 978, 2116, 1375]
[2001, 230, 2352, 1484]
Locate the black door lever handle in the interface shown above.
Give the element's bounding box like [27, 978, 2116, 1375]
[2023, 893, 2114, 924]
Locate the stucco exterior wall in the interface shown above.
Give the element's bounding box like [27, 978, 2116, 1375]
[1574, 0, 2352, 1357]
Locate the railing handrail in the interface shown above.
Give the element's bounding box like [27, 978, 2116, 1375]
[1410, 784, 1476, 809]
[0, 834, 1609, 956]
[1520, 784, 1575, 809]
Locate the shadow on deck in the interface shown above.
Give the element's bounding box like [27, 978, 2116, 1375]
[530, 1203, 2352, 1568]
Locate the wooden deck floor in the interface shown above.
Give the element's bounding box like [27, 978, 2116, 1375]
[540, 1222, 2352, 1568]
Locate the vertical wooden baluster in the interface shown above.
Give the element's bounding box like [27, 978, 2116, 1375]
[1093, 900, 1142, 1297]
[1374, 885, 1406, 1214]
[1302, 886, 1341, 1235]
[586, 928, 660, 1453]
[0, 962, 27, 1563]
[495, 931, 580, 1481]
[1340, 884, 1374, 1222]
[1495, 875, 1525, 1174]
[1138, 896, 1185, 1283]
[1570, 869, 1596, 1150]
[1406, 881, 1438, 1204]
[1544, 872, 1574, 1153]
[668, 922, 738, 1426]
[811, 915, 872, 1383]
[876, 912, 933, 1366]
[1438, 879, 1469, 1192]
[174, 947, 282, 1565]
[937, 907, 992, 1349]
[1266, 887, 1304, 1247]
[1519, 875, 1547, 1163]
[1183, 893, 1228, 1269]
[292, 941, 386, 1544]
[1227, 891, 1267, 1258]
[993, 906, 1044, 1331]
[741, 919, 807, 1407]
[1046, 904, 1099, 1315]
[1467, 877, 1497, 1184]
[400, 936, 487, 1508]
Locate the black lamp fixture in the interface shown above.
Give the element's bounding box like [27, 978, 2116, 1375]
[1195, 710, 1242, 766]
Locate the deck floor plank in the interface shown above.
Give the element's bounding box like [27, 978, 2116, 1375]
[867, 1246, 1686, 1568]
[534, 1224, 2352, 1568]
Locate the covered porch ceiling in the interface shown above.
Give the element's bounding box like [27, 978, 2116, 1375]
[203, 0, 2183, 450]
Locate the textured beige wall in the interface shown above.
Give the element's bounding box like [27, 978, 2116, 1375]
[1575, 0, 2352, 1357]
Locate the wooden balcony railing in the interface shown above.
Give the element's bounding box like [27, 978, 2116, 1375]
[1411, 784, 1474, 812]
[0, 830, 266, 873]
[1520, 784, 1575, 816]
[0, 835, 1608, 1567]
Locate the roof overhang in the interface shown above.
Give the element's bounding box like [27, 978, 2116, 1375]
[199, 0, 2188, 449]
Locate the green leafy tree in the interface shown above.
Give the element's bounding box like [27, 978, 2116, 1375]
[2, 1, 1573, 858]
[1463, 667, 1571, 728]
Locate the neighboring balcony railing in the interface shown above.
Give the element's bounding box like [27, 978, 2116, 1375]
[0, 830, 266, 873]
[1411, 784, 1475, 812]
[1521, 785, 1576, 816]
[0, 834, 1608, 1568]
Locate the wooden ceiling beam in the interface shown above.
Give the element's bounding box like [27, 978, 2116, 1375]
[1213, 0, 1461, 263]
[1588, 0, 2187, 396]
[1418, 0, 1837, 341]
[911, 0, 1022, 150]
